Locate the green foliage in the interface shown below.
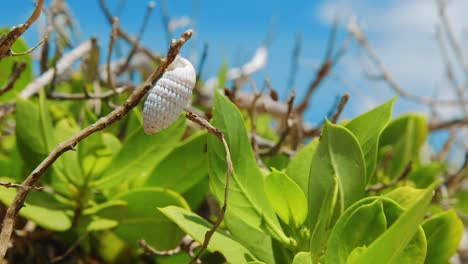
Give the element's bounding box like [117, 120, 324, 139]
[2, 70, 463, 264]
[0, 28, 33, 102]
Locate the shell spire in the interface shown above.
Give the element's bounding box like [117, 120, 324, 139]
[143, 55, 196, 134]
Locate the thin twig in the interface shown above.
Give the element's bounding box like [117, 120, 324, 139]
[10, 36, 47, 57]
[50, 232, 88, 263]
[98, 0, 161, 62]
[160, 0, 173, 45]
[435, 130, 457, 161]
[429, 117, 468, 130]
[0, 182, 42, 191]
[0, 30, 193, 261]
[263, 90, 295, 155]
[196, 43, 208, 82]
[287, 32, 302, 90]
[107, 17, 119, 93]
[348, 17, 467, 106]
[366, 161, 412, 192]
[264, 79, 279, 101]
[0, 62, 27, 97]
[20, 40, 93, 99]
[0, 0, 45, 58]
[246, 78, 266, 167]
[116, 1, 155, 75]
[185, 112, 232, 264]
[331, 93, 349, 124]
[47, 85, 132, 100]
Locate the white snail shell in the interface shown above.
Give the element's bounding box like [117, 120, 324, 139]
[143, 55, 196, 134]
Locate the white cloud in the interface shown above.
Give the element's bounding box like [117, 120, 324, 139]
[316, 0, 468, 119]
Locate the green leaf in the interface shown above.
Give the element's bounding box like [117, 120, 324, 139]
[378, 114, 428, 179]
[308, 120, 366, 230]
[81, 200, 128, 231]
[224, 211, 276, 264]
[160, 206, 260, 263]
[0, 28, 33, 102]
[285, 140, 318, 197]
[15, 96, 55, 173]
[0, 180, 71, 231]
[146, 132, 208, 193]
[384, 186, 426, 209]
[113, 187, 189, 250]
[208, 91, 290, 244]
[348, 183, 436, 264]
[345, 99, 394, 180]
[422, 209, 463, 264]
[292, 252, 312, 264]
[326, 198, 387, 264]
[264, 169, 307, 227]
[408, 162, 446, 188]
[93, 115, 185, 189]
[327, 196, 427, 264]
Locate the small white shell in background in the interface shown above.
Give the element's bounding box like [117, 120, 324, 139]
[143, 55, 196, 134]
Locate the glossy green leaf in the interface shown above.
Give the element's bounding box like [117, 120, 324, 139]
[285, 139, 318, 197]
[346, 99, 394, 180]
[224, 210, 276, 264]
[378, 114, 428, 179]
[15, 96, 55, 173]
[422, 209, 463, 264]
[113, 187, 189, 250]
[208, 91, 290, 244]
[0, 28, 33, 102]
[308, 120, 366, 230]
[292, 252, 312, 264]
[265, 169, 307, 227]
[146, 132, 208, 193]
[0, 179, 71, 231]
[384, 186, 426, 209]
[93, 116, 185, 189]
[160, 206, 260, 263]
[348, 184, 435, 264]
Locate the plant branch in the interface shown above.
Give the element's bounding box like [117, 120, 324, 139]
[185, 112, 232, 264]
[0, 0, 44, 59]
[366, 161, 412, 192]
[331, 93, 349, 124]
[0, 62, 27, 97]
[0, 30, 193, 261]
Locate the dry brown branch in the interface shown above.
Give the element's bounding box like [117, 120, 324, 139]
[19, 40, 93, 99]
[115, 2, 155, 75]
[435, 130, 457, 161]
[265, 78, 279, 101]
[287, 32, 302, 90]
[263, 90, 296, 156]
[107, 18, 119, 93]
[50, 232, 88, 263]
[295, 20, 342, 114]
[438, 0, 468, 75]
[0, 30, 193, 261]
[429, 117, 468, 131]
[0, 0, 45, 59]
[98, 0, 161, 62]
[0, 62, 27, 97]
[246, 78, 266, 167]
[0, 182, 42, 191]
[196, 43, 208, 82]
[185, 112, 232, 264]
[348, 18, 467, 106]
[331, 93, 349, 124]
[366, 161, 412, 192]
[47, 85, 132, 101]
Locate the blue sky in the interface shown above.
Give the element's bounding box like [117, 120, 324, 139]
[2, 0, 468, 163]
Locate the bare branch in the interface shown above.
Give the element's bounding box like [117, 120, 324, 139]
[0, 0, 45, 58]
[348, 17, 467, 106]
[0, 62, 27, 97]
[185, 112, 232, 264]
[20, 40, 93, 99]
[366, 161, 412, 192]
[107, 17, 119, 93]
[331, 93, 349, 124]
[0, 182, 42, 191]
[0, 30, 193, 261]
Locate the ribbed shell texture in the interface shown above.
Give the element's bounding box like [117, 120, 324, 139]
[143, 56, 196, 134]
